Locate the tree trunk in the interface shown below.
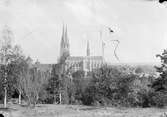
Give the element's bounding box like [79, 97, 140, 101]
[4, 87, 7, 108]
[59, 92, 62, 104]
[18, 91, 21, 105]
[36, 94, 39, 105]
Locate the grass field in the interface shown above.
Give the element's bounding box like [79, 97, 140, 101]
[0, 104, 167, 117]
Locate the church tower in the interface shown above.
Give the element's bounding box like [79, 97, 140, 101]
[60, 24, 70, 58]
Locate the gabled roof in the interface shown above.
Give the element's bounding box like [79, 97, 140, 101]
[66, 56, 103, 61]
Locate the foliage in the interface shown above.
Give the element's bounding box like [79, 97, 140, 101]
[72, 70, 86, 103]
[150, 49, 167, 107]
[0, 26, 26, 105]
[44, 63, 74, 104]
[21, 66, 50, 106]
[81, 65, 156, 107]
[152, 50, 167, 91]
[45, 64, 61, 104]
[82, 66, 133, 106]
[150, 91, 167, 107]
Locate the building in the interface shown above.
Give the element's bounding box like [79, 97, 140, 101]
[59, 25, 105, 73]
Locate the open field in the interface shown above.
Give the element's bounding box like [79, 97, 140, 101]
[0, 104, 167, 117]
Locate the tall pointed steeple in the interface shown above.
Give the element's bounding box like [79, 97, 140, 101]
[64, 25, 69, 48]
[60, 24, 70, 58]
[60, 24, 65, 47]
[86, 40, 90, 56]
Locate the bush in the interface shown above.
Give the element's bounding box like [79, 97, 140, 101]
[81, 85, 95, 105]
[130, 76, 154, 107]
[43, 64, 160, 108]
[80, 65, 159, 108]
[151, 91, 167, 107]
[150, 49, 167, 107]
[81, 66, 137, 106]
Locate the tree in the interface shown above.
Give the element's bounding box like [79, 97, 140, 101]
[152, 49, 167, 92]
[0, 26, 29, 106]
[21, 64, 50, 107]
[45, 64, 61, 104]
[5, 54, 50, 106]
[72, 70, 86, 103]
[0, 25, 17, 108]
[82, 65, 137, 106]
[150, 49, 167, 107]
[0, 25, 51, 107]
[5, 45, 28, 105]
[56, 51, 71, 104]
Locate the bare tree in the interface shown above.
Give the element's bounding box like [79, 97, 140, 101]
[0, 25, 15, 108]
[19, 64, 50, 107]
[14, 57, 29, 105]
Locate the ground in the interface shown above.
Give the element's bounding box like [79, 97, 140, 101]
[0, 104, 167, 117]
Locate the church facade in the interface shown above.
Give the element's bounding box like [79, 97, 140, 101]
[59, 25, 105, 73]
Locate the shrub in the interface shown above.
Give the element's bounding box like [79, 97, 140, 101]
[81, 66, 138, 106]
[81, 65, 158, 107]
[151, 91, 167, 107]
[150, 49, 167, 107]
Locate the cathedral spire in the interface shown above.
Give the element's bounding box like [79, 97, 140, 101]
[87, 40, 90, 56]
[60, 24, 70, 58]
[65, 24, 69, 47]
[60, 24, 65, 46]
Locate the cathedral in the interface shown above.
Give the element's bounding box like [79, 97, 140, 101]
[60, 25, 105, 73]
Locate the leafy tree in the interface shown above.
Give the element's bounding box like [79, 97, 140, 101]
[24, 66, 50, 107]
[45, 64, 61, 104]
[6, 46, 28, 105]
[152, 49, 167, 92]
[0, 25, 51, 107]
[72, 70, 86, 103]
[55, 51, 71, 104]
[82, 65, 138, 106]
[148, 49, 167, 107]
[5, 55, 50, 106]
[45, 63, 73, 104]
[0, 25, 21, 107]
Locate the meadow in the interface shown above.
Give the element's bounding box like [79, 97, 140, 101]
[1, 104, 167, 117]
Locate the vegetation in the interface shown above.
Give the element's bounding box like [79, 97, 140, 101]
[0, 26, 166, 109]
[0, 25, 51, 107]
[150, 49, 167, 107]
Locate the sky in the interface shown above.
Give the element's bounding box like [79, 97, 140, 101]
[0, 0, 167, 64]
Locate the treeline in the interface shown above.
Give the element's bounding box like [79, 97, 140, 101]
[0, 45, 50, 107]
[40, 49, 167, 108]
[1, 43, 167, 108]
[1, 27, 167, 108]
[0, 26, 50, 107]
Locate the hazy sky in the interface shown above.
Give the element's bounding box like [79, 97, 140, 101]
[0, 0, 167, 64]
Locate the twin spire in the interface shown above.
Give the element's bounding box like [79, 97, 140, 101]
[60, 24, 70, 58]
[61, 24, 69, 49]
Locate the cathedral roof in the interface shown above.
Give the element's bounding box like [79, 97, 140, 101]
[66, 56, 103, 61]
